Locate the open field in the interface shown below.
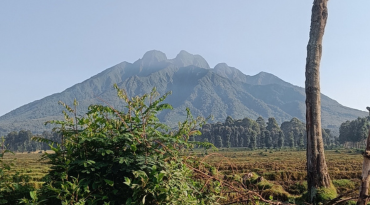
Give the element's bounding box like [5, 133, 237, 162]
[202, 148, 362, 179]
[2, 152, 50, 188]
[3, 149, 364, 202]
[195, 148, 363, 197]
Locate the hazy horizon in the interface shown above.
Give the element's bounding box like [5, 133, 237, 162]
[1, 1, 369, 116]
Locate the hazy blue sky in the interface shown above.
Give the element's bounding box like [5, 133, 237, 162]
[1, 1, 369, 116]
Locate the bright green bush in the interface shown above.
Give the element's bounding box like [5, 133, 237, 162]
[30, 85, 219, 205]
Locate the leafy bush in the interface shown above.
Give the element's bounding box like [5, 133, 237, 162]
[30, 86, 219, 205]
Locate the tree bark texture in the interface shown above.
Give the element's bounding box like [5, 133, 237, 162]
[305, 0, 331, 203]
[357, 112, 370, 205]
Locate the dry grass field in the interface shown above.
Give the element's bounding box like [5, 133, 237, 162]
[3, 148, 363, 203]
[197, 148, 362, 201]
[2, 152, 50, 189]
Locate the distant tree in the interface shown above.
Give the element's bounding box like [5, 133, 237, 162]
[225, 116, 234, 126]
[17, 145, 25, 153]
[339, 120, 351, 144]
[277, 131, 284, 149]
[256, 116, 266, 132]
[264, 131, 272, 149]
[241, 117, 260, 136]
[266, 117, 282, 147]
[244, 132, 250, 148]
[250, 130, 257, 150]
[5, 130, 34, 152]
[266, 117, 280, 132]
[4, 131, 18, 151]
[224, 127, 232, 146]
[298, 132, 304, 149]
[339, 117, 369, 145]
[215, 135, 223, 148]
[226, 134, 231, 148]
[288, 132, 294, 148]
[280, 118, 306, 147]
[259, 131, 265, 149]
[323, 129, 334, 147]
[234, 133, 239, 147]
[256, 117, 266, 148]
[350, 117, 368, 143]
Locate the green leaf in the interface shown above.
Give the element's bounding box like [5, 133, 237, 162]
[157, 172, 165, 181]
[125, 198, 132, 205]
[30, 191, 37, 200]
[105, 150, 114, 155]
[124, 177, 131, 186]
[104, 179, 114, 186]
[131, 144, 137, 152]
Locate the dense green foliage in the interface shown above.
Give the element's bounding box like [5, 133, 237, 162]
[22, 86, 220, 205]
[198, 116, 338, 149]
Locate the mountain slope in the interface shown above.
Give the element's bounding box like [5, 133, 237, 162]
[0, 50, 366, 135]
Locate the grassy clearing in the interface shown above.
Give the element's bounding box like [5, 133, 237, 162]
[2, 152, 50, 188]
[196, 148, 363, 197]
[2, 148, 363, 203]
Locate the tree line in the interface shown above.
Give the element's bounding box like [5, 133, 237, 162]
[3, 130, 60, 152]
[339, 116, 370, 148]
[197, 116, 338, 149]
[4, 115, 367, 152]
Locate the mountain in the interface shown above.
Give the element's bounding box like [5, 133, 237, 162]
[0, 50, 366, 135]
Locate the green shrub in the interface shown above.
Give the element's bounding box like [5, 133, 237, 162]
[30, 86, 219, 205]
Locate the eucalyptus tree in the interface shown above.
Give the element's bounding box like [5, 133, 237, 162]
[305, 0, 335, 203]
[277, 131, 284, 149]
[266, 117, 281, 147]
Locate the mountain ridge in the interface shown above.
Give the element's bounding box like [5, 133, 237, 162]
[0, 50, 366, 135]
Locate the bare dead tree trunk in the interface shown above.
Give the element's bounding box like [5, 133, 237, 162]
[357, 108, 370, 205]
[305, 0, 332, 203]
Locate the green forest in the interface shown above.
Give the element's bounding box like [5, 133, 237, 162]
[198, 115, 369, 150]
[3, 115, 369, 153]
